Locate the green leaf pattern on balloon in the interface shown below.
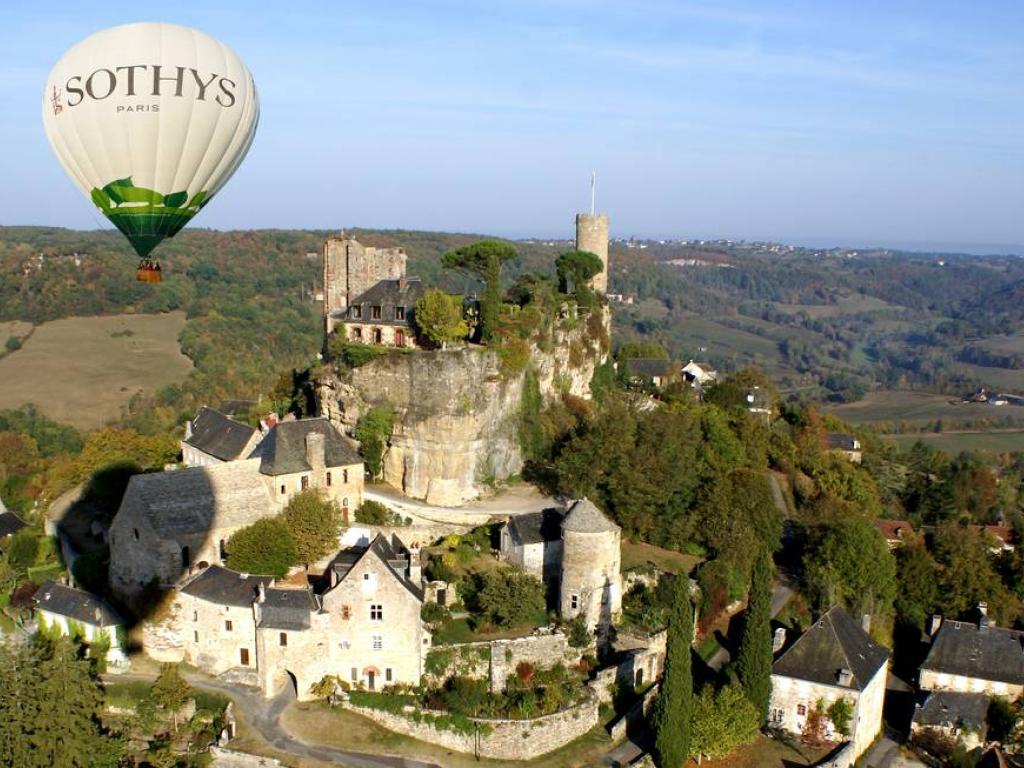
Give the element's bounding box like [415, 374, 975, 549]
[89, 177, 212, 258]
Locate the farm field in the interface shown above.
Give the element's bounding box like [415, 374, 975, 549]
[0, 312, 191, 430]
[885, 430, 1024, 454]
[676, 315, 798, 377]
[953, 361, 1024, 393]
[770, 292, 898, 317]
[973, 332, 1024, 356]
[826, 390, 1006, 426]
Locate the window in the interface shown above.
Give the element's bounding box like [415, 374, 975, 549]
[797, 704, 806, 716]
[301, 475, 309, 490]
[280, 632, 288, 647]
[351, 306, 362, 319]
[352, 326, 362, 339]
[372, 635, 383, 650]
[386, 668, 393, 682]
[194, 631, 199, 642]
[571, 594, 579, 610]
[373, 329, 382, 344]
[343, 469, 349, 483]
[371, 305, 382, 320]
[395, 306, 405, 321]
[363, 573, 370, 581]
[240, 648, 250, 666]
[326, 471, 332, 487]
[370, 604, 383, 621]
[219, 539, 227, 559]
[193, 611, 198, 622]
[225, 620, 233, 632]
[341, 605, 351, 620]
[351, 667, 358, 681]
[133, 528, 140, 540]
[280, 484, 286, 495]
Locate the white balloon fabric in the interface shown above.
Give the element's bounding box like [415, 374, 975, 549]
[42, 22, 259, 258]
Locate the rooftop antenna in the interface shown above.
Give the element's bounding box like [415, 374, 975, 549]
[590, 170, 596, 215]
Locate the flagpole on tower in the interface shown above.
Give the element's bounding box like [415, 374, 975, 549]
[590, 170, 596, 215]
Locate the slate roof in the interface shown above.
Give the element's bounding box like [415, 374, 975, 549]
[33, 580, 122, 628]
[625, 358, 673, 379]
[180, 565, 273, 608]
[826, 432, 860, 451]
[507, 509, 563, 546]
[562, 498, 620, 535]
[914, 691, 989, 733]
[0, 510, 27, 538]
[184, 407, 260, 462]
[922, 619, 1024, 685]
[772, 606, 888, 690]
[249, 418, 361, 476]
[329, 534, 423, 601]
[259, 587, 319, 630]
[117, 460, 273, 538]
[345, 277, 426, 327]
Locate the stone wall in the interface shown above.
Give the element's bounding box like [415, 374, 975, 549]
[347, 694, 600, 761]
[426, 631, 579, 693]
[323, 237, 406, 331]
[209, 746, 287, 768]
[317, 309, 609, 507]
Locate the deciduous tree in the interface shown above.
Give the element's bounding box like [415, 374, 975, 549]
[225, 517, 297, 577]
[283, 489, 342, 567]
[414, 288, 468, 348]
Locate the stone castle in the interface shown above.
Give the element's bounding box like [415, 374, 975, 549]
[316, 211, 613, 506]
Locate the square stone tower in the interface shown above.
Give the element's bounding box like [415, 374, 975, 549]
[323, 236, 407, 334]
[575, 213, 609, 294]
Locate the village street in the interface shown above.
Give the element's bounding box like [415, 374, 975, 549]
[105, 671, 441, 768]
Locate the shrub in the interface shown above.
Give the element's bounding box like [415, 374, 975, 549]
[355, 499, 395, 525]
[339, 342, 387, 368]
[421, 602, 450, 626]
[355, 407, 395, 479]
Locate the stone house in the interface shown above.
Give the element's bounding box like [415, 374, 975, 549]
[498, 508, 563, 584]
[181, 406, 262, 468]
[559, 499, 623, 633]
[250, 417, 364, 519]
[170, 534, 427, 699]
[911, 691, 988, 751]
[323, 236, 408, 336]
[682, 360, 717, 387]
[109, 459, 274, 597]
[825, 432, 863, 463]
[919, 608, 1024, 697]
[769, 607, 888, 762]
[33, 580, 127, 664]
[0, 507, 26, 554]
[623, 358, 674, 388]
[342, 277, 427, 349]
[178, 566, 272, 676]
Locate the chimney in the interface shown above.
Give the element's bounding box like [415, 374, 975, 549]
[978, 602, 990, 631]
[928, 614, 943, 637]
[861, 614, 871, 634]
[257, 582, 267, 604]
[330, 566, 339, 588]
[408, 544, 422, 584]
[837, 668, 853, 687]
[398, 275, 406, 292]
[94, 607, 102, 624]
[772, 627, 787, 653]
[306, 431, 326, 482]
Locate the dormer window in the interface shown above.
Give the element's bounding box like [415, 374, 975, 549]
[395, 306, 405, 321]
[351, 306, 362, 319]
[371, 305, 382, 320]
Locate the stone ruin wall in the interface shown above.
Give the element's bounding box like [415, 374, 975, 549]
[424, 631, 579, 693]
[316, 307, 610, 506]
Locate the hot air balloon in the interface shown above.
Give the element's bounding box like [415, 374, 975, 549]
[42, 22, 259, 282]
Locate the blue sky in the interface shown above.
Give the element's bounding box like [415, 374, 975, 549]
[3, 1, 1023, 249]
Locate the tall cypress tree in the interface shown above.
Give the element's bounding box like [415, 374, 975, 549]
[652, 575, 693, 767]
[736, 547, 773, 724]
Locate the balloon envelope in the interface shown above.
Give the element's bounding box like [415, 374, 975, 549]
[42, 22, 259, 258]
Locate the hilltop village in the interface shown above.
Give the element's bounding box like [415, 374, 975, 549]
[4, 211, 1024, 768]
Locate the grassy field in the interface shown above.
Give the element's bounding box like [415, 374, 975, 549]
[770, 293, 897, 318]
[827, 390, 994, 425]
[885, 430, 1024, 454]
[281, 701, 614, 768]
[974, 332, 1024, 356]
[700, 735, 828, 768]
[621, 539, 702, 575]
[0, 312, 191, 430]
[953, 361, 1024, 393]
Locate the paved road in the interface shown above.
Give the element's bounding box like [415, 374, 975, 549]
[107, 671, 440, 768]
[706, 573, 795, 673]
[863, 733, 926, 768]
[364, 482, 563, 526]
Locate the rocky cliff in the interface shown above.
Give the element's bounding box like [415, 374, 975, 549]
[317, 309, 609, 506]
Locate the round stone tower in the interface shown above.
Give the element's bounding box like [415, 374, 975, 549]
[559, 498, 622, 632]
[575, 213, 609, 294]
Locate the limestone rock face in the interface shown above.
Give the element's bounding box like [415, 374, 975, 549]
[317, 308, 609, 506]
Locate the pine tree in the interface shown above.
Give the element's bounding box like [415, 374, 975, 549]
[736, 547, 773, 724]
[151, 663, 193, 733]
[33, 636, 108, 767]
[652, 575, 693, 767]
